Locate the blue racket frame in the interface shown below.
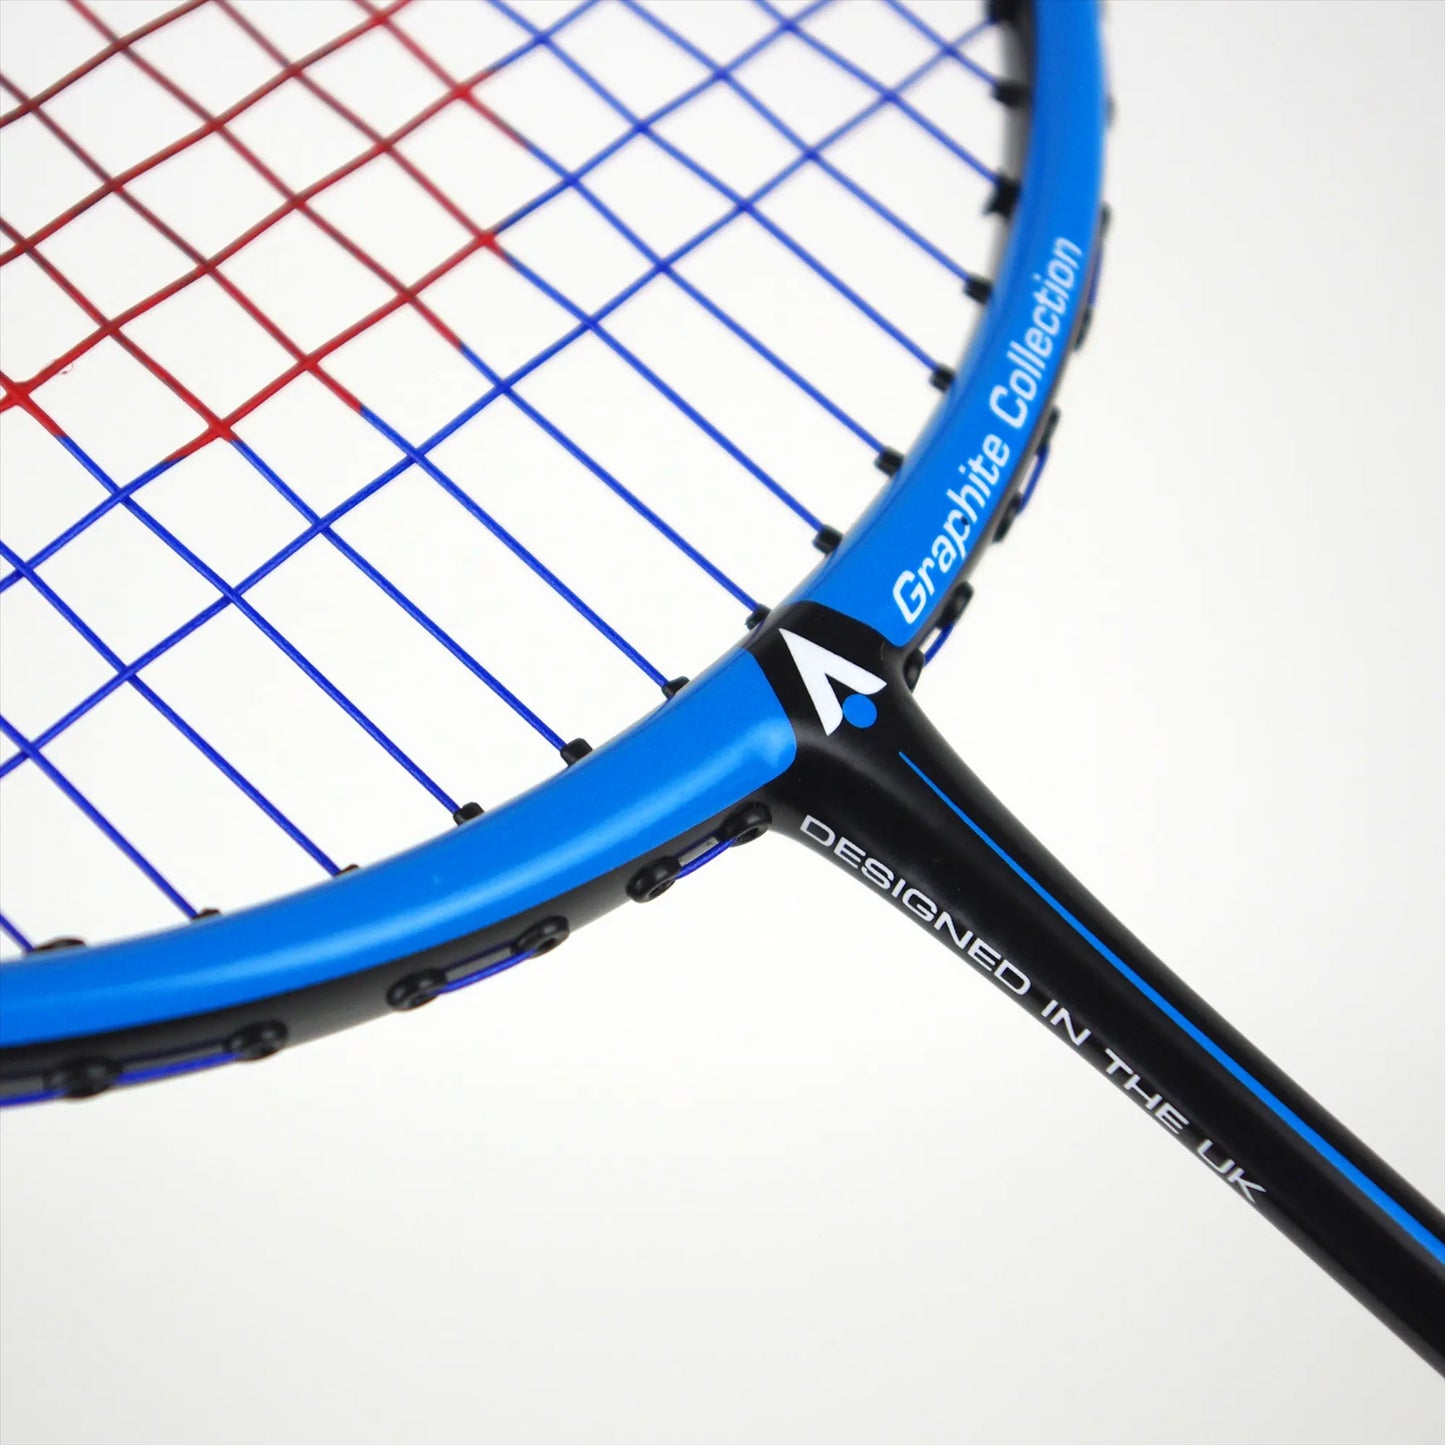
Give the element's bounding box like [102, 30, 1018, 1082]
[0, 0, 1105, 1055]
[6, 3, 1444, 1376]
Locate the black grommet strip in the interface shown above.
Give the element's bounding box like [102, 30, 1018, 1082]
[812, 524, 843, 554]
[874, 448, 904, 477]
[985, 175, 1020, 219]
[941, 580, 974, 627]
[992, 79, 1027, 108]
[745, 605, 770, 631]
[662, 676, 689, 698]
[963, 275, 993, 303]
[902, 650, 925, 691]
[190, 908, 220, 921]
[718, 802, 771, 845]
[622, 804, 771, 908]
[45, 1058, 118, 1099]
[993, 495, 1023, 543]
[627, 857, 680, 902]
[929, 365, 955, 392]
[385, 916, 571, 1013]
[227, 1021, 287, 1061]
[559, 738, 592, 765]
[387, 968, 447, 1011]
[514, 916, 569, 956]
[25, 1017, 292, 1103]
[31, 936, 84, 953]
[452, 801, 485, 824]
[985, 0, 1021, 24]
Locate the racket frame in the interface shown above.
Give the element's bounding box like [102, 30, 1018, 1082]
[3, 0, 1441, 1372]
[0, 0, 1102, 1067]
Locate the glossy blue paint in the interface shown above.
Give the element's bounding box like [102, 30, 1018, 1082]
[804, 1, 1106, 645]
[0, 3, 1104, 1049]
[0, 652, 795, 1045]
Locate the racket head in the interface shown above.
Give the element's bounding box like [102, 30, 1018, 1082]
[3, 5, 1442, 1439]
[0, 0, 1105, 1095]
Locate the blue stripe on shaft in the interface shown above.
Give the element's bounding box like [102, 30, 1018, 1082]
[898, 750, 1445, 1268]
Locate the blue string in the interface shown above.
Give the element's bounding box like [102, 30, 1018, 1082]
[0, 0, 604, 610]
[4, 11, 668, 734]
[0, 596, 232, 782]
[621, 0, 987, 285]
[1016, 441, 1051, 512]
[434, 944, 541, 996]
[0, 712, 196, 918]
[0, 538, 342, 874]
[499, 251, 825, 530]
[473, 4, 884, 451]
[0, 1088, 63, 1108]
[486, 0, 834, 239]
[881, 0, 1002, 88]
[1, 1, 998, 830]
[50, 433, 462, 811]
[921, 619, 957, 663]
[221, 5, 753, 678]
[355, 407, 670, 688]
[0, 910, 34, 952]
[453, 345, 760, 612]
[105, 1053, 235, 1087]
[489, 17, 991, 446]
[232, 440, 569, 747]
[674, 835, 735, 881]
[0, 6, 974, 606]
[753, 0, 998, 184]
[0, 452, 182, 597]
[497, 0, 944, 373]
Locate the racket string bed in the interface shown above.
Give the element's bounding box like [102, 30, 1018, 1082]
[4, 2, 1443, 1377]
[0, 0, 1012, 953]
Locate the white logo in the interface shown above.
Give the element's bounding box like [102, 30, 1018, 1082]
[778, 629, 886, 735]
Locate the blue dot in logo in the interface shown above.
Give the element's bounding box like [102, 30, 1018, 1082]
[842, 693, 878, 729]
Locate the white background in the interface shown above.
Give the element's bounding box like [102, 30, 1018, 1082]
[2, 2, 1443, 1443]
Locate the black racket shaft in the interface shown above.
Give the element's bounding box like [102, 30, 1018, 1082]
[750, 603, 1445, 1371]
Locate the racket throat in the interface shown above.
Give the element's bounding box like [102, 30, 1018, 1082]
[747, 601, 1445, 1372]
